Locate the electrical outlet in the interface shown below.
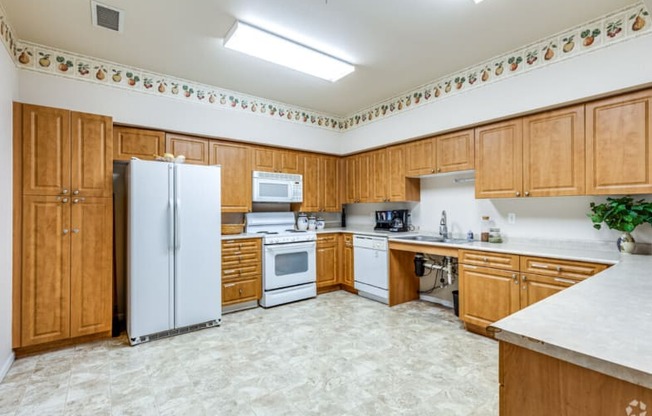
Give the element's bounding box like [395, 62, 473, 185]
[507, 213, 516, 224]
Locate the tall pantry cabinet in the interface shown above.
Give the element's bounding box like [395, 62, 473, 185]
[14, 104, 113, 349]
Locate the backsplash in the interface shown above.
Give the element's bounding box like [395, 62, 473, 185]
[1, 1, 650, 132]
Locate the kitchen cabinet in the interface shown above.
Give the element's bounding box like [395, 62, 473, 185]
[16, 103, 114, 349]
[165, 133, 210, 165]
[339, 234, 354, 289]
[300, 154, 339, 212]
[474, 119, 523, 199]
[209, 142, 252, 213]
[459, 249, 608, 334]
[221, 238, 262, 306]
[22, 105, 113, 198]
[371, 149, 388, 202]
[387, 145, 420, 202]
[523, 106, 585, 197]
[344, 156, 357, 203]
[586, 89, 652, 195]
[113, 126, 165, 162]
[317, 234, 339, 289]
[405, 130, 474, 176]
[253, 147, 301, 173]
[344, 153, 371, 203]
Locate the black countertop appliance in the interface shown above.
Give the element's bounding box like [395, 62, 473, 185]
[374, 209, 409, 232]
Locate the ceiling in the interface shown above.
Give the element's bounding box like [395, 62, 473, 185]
[1, 0, 637, 116]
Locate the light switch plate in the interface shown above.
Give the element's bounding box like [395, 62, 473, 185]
[507, 213, 516, 224]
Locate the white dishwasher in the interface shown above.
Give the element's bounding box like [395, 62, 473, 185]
[353, 235, 389, 304]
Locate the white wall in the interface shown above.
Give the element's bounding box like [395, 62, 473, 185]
[341, 34, 652, 154]
[18, 70, 343, 155]
[0, 45, 17, 381]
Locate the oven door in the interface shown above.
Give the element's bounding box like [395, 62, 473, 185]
[264, 241, 316, 290]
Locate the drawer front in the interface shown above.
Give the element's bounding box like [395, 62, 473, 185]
[317, 234, 338, 244]
[222, 264, 261, 281]
[520, 256, 608, 280]
[222, 279, 260, 305]
[222, 238, 261, 252]
[459, 250, 519, 271]
[223, 251, 259, 266]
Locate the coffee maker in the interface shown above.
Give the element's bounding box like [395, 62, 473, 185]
[375, 209, 409, 232]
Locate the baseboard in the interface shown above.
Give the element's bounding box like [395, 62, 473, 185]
[419, 294, 453, 309]
[0, 352, 15, 383]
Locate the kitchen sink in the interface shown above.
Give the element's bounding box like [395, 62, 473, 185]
[395, 235, 470, 244]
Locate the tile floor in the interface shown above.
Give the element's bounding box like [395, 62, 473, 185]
[0, 291, 498, 415]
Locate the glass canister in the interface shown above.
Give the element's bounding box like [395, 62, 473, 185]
[316, 217, 325, 230]
[489, 227, 503, 243]
[480, 216, 492, 242]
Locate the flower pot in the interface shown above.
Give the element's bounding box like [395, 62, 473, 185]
[616, 232, 635, 254]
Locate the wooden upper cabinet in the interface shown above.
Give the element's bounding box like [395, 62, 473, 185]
[70, 197, 112, 337]
[253, 147, 301, 173]
[209, 142, 252, 213]
[300, 154, 320, 212]
[523, 106, 585, 197]
[21, 196, 71, 346]
[22, 105, 71, 196]
[71, 112, 113, 198]
[299, 154, 339, 212]
[371, 149, 387, 202]
[321, 156, 340, 212]
[388, 145, 420, 202]
[475, 119, 523, 199]
[357, 152, 372, 202]
[113, 126, 165, 161]
[437, 129, 474, 173]
[405, 139, 434, 176]
[345, 156, 357, 203]
[165, 133, 209, 165]
[586, 89, 652, 195]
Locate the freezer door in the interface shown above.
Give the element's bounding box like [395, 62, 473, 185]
[127, 160, 174, 340]
[174, 164, 222, 328]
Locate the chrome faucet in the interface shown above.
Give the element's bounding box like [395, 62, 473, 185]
[439, 210, 448, 238]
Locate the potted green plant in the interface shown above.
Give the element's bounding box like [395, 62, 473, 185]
[588, 196, 652, 253]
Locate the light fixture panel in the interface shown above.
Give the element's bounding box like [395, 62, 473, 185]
[224, 21, 354, 82]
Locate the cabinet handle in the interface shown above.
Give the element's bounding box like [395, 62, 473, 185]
[224, 270, 237, 275]
[61, 198, 69, 204]
[73, 190, 80, 195]
[530, 263, 549, 269]
[512, 274, 519, 284]
[554, 278, 577, 285]
[62, 229, 69, 235]
[431, 169, 435, 173]
[521, 275, 527, 281]
[483, 257, 489, 262]
[239, 288, 243, 295]
[556, 266, 562, 272]
[525, 191, 530, 197]
[61, 189, 69, 195]
[224, 283, 236, 288]
[437, 168, 441, 173]
[72, 229, 80, 234]
[515, 191, 521, 197]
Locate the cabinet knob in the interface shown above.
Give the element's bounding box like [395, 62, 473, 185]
[522, 275, 527, 281]
[437, 168, 441, 173]
[73, 190, 80, 195]
[556, 266, 562, 272]
[512, 274, 519, 284]
[73, 199, 79, 204]
[483, 257, 488, 262]
[61, 198, 69, 204]
[239, 288, 243, 295]
[431, 169, 435, 173]
[62, 229, 69, 235]
[61, 189, 69, 195]
[515, 191, 521, 197]
[72, 229, 80, 234]
[525, 191, 530, 197]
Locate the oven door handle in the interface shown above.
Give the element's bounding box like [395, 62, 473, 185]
[265, 241, 316, 254]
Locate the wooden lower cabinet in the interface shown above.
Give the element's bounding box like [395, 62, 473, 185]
[20, 196, 112, 347]
[500, 342, 652, 415]
[340, 234, 354, 289]
[317, 234, 338, 289]
[221, 238, 262, 306]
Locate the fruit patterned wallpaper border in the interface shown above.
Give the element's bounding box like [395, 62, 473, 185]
[1, 2, 650, 132]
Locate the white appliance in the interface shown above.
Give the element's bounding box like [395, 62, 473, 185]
[127, 160, 222, 345]
[252, 171, 303, 203]
[245, 212, 316, 307]
[354, 235, 389, 304]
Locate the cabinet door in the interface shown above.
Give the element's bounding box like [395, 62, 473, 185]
[459, 264, 519, 330]
[340, 234, 354, 287]
[320, 156, 340, 212]
[71, 112, 113, 198]
[113, 127, 165, 161]
[253, 147, 276, 172]
[70, 198, 113, 337]
[405, 139, 434, 176]
[357, 152, 372, 202]
[22, 105, 71, 196]
[586, 89, 652, 194]
[523, 106, 585, 197]
[209, 142, 252, 212]
[279, 151, 301, 174]
[519, 273, 573, 309]
[345, 156, 357, 203]
[166, 134, 209, 165]
[317, 236, 338, 288]
[301, 154, 320, 212]
[21, 196, 71, 346]
[387, 145, 420, 202]
[437, 129, 474, 173]
[475, 119, 523, 199]
[371, 150, 387, 202]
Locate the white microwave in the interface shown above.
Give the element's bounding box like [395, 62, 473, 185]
[252, 171, 303, 203]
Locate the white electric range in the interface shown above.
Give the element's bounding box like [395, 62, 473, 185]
[245, 212, 317, 307]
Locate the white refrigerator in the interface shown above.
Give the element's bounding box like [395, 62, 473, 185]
[127, 160, 221, 345]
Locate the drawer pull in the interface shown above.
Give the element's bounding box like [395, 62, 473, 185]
[464, 265, 477, 269]
[224, 283, 236, 288]
[554, 278, 577, 285]
[224, 270, 237, 274]
[239, 288, 243, 295]
[556, 266, 562, 272]
[530, 263, 550, 269]
[483, 257, 489, 262]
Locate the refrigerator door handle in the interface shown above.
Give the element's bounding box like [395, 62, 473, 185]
[175, 165, 181, 251]
[168, 197, 174, 250]
[176, 198, 181, 250]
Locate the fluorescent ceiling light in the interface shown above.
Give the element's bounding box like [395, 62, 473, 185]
[473, 0, 485, 3]
[224, 21, 355, 82]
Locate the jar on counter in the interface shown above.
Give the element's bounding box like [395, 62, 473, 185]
[480, 216, 492, 242]
[308, 215, 317, 231]
[316, 217, 325, 230]
[488, 227, 503, 243]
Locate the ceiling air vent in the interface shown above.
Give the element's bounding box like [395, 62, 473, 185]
[91, 1, 124, 33]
